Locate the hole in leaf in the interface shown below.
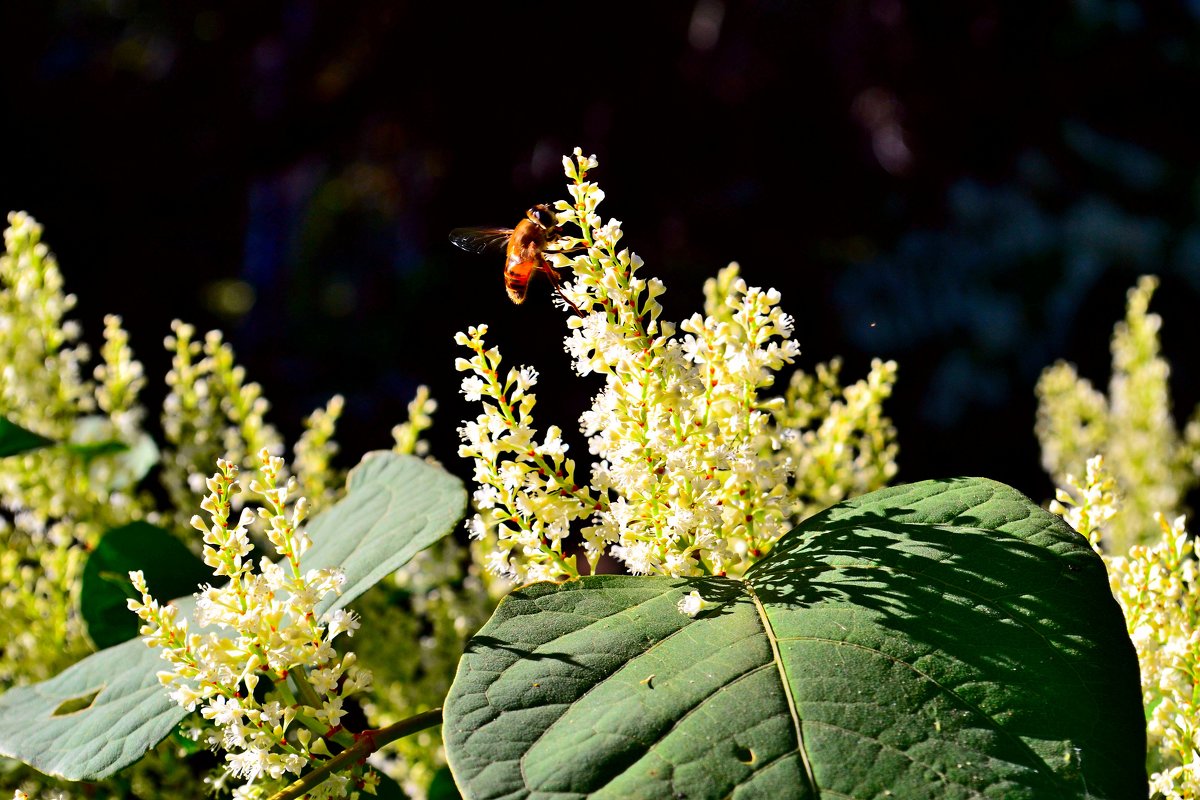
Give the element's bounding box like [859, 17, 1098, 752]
[734, 745, 755, 764]
[52, 689, 100, 716]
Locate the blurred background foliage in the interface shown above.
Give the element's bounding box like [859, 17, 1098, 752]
[2, 0, 1200, 504]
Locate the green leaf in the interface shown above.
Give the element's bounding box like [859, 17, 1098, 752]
[115, 431, 161, 487]
[65, 416, 128, 460]
[301, 451, 468, 616]
[0, 417, 53, 456]
[376, 770, 412, 800]
[80, 522, 212, 649]
[67, 416, 160, 490]
[0, 452, 466, 780]
[0, 598, 197, 781]
[428, 765, 464, 800]
[444, 478, 1146, 800]
[62, 440, 128, 459]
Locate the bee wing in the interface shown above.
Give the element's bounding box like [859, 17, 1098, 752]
[449, 227, 514, 255]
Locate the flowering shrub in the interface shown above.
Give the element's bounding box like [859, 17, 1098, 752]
[1053, 457, 1198, 799]
[0, 155, 1156, 800]
[456, 150, 897, 583]
[0, 213, 146, 690]
[1037, 276, 1200, 553]
[0, 212, 473, 799]
[1042, 278, 1200, 799]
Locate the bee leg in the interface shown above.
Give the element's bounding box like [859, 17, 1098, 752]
[546, 245, 587, 262]
[554, 284, 584, 317]
[543, 268, 583, 317]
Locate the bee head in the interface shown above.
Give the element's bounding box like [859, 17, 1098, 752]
[527, 204, 557, 230]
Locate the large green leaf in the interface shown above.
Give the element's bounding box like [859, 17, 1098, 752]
[0, 452, 466, 780]
[444, 478, 1146, 800]
[0, 598, 197, 780]
[302, 451, 468, 616]
[0, 416, 53, 456]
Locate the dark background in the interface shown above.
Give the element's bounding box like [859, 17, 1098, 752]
[3, 0, 1200, 505]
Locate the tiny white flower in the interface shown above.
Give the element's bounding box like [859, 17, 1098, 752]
[677, 590, 719, 618]
[461, 375, 485, 401]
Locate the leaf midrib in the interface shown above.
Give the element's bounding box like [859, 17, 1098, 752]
[744, 581, 818, 797]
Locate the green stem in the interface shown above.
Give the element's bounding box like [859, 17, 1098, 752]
[290, 668, 323, 710]
[277, 673, 355, 748]
[274, 675, 299, 708]
[266, 708, 445, 800]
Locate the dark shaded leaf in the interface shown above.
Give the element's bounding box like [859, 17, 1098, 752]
[80, 521, 211, 649]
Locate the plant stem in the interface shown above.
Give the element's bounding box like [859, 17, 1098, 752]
[278, 670, 356, 748]
[266, 708, 444, 800]
[289, 668, 324, 716]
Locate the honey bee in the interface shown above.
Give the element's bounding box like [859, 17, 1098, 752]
[449, 204, 581, 314]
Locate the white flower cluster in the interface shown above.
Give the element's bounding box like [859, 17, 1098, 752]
[95, 313, 147, 439]
[457, 150, 890, 581]
[161, 321, 284, 530]
[391, 384, 437, 458]
[455, 324, 594, 582]
[1108, 514, 1199, 800]
[1050, 454, 1119, 550]
[1037, 276, 1196, 555]
[1052, 457, 1199, 799]
[294, 393, 346, 513]
[128, 450, 374, 799]
[0, 211, 94, 431]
